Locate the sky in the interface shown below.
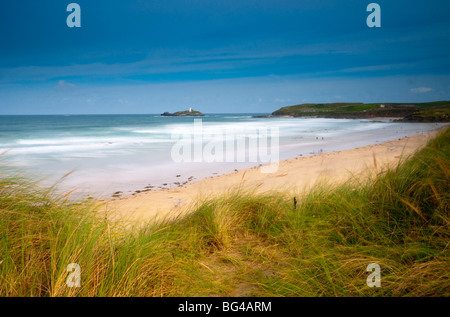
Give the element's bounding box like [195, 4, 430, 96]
[0, 0, 449, 114]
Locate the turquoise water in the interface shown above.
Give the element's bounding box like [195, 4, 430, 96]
[0, 114, 446, 198]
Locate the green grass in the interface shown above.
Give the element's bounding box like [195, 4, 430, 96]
[0, 128, 449, 297]
[405, 106, 450, 122]
[272, 101, 450, 121]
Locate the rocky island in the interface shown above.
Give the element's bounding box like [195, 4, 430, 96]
[161, 108, 205, 117]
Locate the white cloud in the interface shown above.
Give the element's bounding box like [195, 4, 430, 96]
[54, 80, 76, 93]
[56, 80, 76, 88]
[340, 63, 408, 73]
[410, 87, 433, 93]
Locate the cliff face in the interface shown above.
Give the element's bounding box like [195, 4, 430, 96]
[161, 110, 205, 116]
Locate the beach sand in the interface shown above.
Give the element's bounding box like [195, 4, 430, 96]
[100, 131, 439, 225]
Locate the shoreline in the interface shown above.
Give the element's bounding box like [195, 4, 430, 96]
[101, 128, 443, 224]
[96, 121, 447, 200]
[7, 116, 446, 200]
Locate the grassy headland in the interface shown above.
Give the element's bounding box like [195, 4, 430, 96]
[271, 101, 450, 122]
[0, 128, 449, 296]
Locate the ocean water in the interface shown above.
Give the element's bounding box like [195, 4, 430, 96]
[0, 114, 446, 198]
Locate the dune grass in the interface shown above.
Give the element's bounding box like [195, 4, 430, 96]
[0, 128, 449, 297]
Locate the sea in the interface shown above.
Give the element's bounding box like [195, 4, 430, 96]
[0, 114, 446, 198]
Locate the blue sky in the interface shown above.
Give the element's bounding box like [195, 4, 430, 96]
[0, 0, 449, 114]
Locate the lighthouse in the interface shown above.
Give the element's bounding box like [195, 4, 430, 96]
[189, 107, 192, 112]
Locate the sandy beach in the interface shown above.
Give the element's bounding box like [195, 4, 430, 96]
[100, 130, 441, 225]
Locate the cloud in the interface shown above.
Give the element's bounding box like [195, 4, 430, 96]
[0, 40, 374, 85]
[340, 63, 408, 73]
[410, 87, 433, 93]
[55, 80, 76, 91]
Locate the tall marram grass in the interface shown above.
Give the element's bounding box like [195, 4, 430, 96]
[0, 127, 448, 296]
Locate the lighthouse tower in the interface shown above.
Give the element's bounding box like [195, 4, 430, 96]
[189, 107, 192, 112]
